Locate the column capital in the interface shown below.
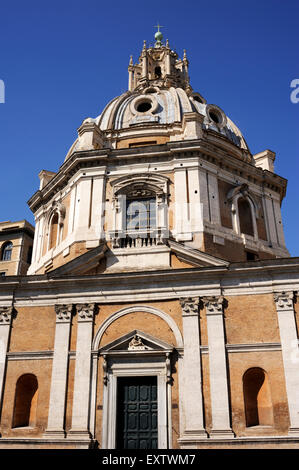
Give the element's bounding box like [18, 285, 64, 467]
[179, 297, 201, 316]
[54, 304, 73, 323]
[76, 303, 97, 322]
[203, 295, 225, 315]
[274, 291, 294, 311]
[0, 306, 14, 325]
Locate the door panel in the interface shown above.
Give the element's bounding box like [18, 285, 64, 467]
[116, 376, 158, 449]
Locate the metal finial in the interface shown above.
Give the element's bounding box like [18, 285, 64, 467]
[154, 22, 163, 47]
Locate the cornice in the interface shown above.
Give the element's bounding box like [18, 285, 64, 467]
[27, 137, 287, 214]
[1, 257, 299, 305]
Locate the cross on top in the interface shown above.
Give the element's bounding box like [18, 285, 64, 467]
[154, 23, 164, 33]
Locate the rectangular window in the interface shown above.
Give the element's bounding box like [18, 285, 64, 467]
[126, 198, 156, 232]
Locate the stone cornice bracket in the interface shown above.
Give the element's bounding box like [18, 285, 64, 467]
[0, 306, 14, 325]
[76, 303, 98, 322]
[179, 297, 201, 317]
[54, 304, 74, 323]
[274, 291, 294, 311]
[203, 295, 225, 315]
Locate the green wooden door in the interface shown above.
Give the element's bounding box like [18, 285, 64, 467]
[116, 376, 158, 449]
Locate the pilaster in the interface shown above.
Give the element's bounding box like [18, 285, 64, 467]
[203, 296, 234, 438]
[44, 304, 73, 438]
[179, 297, 207, 441]
[274, 291, 299, 435]
[68, 303, 97, 440]
[0, 306, 13, 423]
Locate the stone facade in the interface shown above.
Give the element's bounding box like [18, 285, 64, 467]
[0, 32, 298, 450]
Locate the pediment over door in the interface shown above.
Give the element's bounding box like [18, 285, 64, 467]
[99, 329, 174, 356]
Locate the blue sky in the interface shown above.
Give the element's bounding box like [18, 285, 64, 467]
[0, 0, 298, 255]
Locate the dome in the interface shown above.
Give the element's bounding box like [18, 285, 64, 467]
[96, 87, 248, 150]
[64, 39, 250, 161]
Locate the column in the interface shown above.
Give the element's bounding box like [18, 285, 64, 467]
[0, 306, 13, 424]
[203, 296, 234, 438]
[179, 298, 207, 439]
[44, 304, 73, 438]
[68, 303, 96, 439]
[274, 291, 299, 435]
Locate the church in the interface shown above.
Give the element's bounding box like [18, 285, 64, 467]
[0, 29, 299, 449]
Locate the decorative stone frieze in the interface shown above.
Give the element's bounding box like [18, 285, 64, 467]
[54, 304, 73, 322]
[179, 297, 200, 316]
[76, 303, 97, 322]
[0, 307, 13, 325]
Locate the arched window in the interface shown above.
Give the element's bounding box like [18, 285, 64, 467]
[243, 368, 273, 427]
[154, 66, 162, 78]
[238, 197, 254, 236]
[227, 184, 258, 239]
[1, 242, 13, 261]
[111, 174, 169, 249]
[48, 212, 59, 249]
[26, 246, 33, 264]
[12, 374, 38, 428]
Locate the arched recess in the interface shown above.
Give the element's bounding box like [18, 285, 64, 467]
[243, 367, 274, 427]
[12, 374, 38, 428]
[92, 305, 183, 350]
[48, 212, 59, 249]
[227, 184, 259, 239]
[45, 201, 66, 251]
[238, 197, 254, 236]
[90, 305, 183, 448]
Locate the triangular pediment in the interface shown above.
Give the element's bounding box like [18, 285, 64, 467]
[99, 330, 174, 354]
[168, 239, 229, 267]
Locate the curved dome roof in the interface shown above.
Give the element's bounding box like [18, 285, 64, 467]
[95, 87, 248, 150]
[64, 40, 250, 161]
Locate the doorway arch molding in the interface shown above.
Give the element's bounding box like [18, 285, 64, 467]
[92, 305, 184, 350]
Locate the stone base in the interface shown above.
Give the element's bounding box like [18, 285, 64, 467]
[178, 430, 208, 448]
[209, 429, 235, 439]
[0, 438, 96, 449]
[67, 429, 92, 440]
[43, 429, 66, 439]
[288, 428, 299, 437]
